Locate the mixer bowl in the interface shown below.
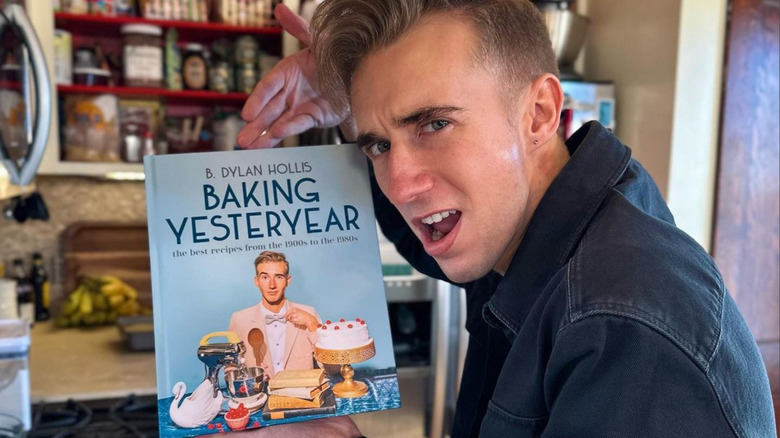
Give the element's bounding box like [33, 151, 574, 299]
[542, 8, 589, 68]
[225, 366, 266, 399]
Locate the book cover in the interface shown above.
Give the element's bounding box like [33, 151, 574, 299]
[144, 145, 400, 436]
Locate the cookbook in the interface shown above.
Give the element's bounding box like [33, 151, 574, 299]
[144, 145, 400, 437]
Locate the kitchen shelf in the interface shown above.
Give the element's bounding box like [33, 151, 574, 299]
[0, 80, 22, 90]
[57, 84, 250, 104]
[37, 0, 302, 177]
[53, 12, 283, 40]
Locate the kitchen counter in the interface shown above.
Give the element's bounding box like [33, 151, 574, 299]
[30, 321, 156, 403]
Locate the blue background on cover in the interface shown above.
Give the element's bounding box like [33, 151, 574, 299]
[144, 145, 396, 402]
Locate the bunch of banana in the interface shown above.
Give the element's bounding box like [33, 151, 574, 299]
[54, 275, 151, 328]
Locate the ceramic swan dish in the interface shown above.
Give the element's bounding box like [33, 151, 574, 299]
[169, 379, 225, 428]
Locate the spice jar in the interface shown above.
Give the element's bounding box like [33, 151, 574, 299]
[121, 24, 163, 88]
[208, 56, 233, 93]
[121, 123, 143, 163]
[182, 43, 208, 90]
[236, 63, 258, 94]
[234, 36, 259, 65]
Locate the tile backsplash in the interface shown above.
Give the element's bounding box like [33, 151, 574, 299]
[0, 176, 147, 290]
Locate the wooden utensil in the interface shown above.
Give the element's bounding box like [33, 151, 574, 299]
[247, 328, 266, 367]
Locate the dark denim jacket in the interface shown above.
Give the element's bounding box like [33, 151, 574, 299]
[372, 122, 776, 437]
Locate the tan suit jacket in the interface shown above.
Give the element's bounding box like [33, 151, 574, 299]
[228, 301, 320, 378]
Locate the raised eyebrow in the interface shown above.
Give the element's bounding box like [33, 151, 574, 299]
[394, 106, 464, 127]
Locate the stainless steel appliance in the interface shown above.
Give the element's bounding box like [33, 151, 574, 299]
[348, 231, 467, 438]
[535, 0, 589, 79]
[0, 1, 52, 218]
[0, 2, 51, 185]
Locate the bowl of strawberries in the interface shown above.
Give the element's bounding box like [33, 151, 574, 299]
[224, 403, 251, 431]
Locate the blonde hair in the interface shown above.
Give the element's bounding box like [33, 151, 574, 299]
[311, 0, 558, 109]
[254, 251, 289, 275]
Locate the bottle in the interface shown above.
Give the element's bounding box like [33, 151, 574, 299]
[12, 259, 34, 326]
[143, 130, 156, 156]
[165, 28, 182, 91]
[31, 253, 50, 321]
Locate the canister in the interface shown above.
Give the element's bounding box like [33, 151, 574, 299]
[0, 319, 31, 431]
[121, 24, 163, 88]
[208, 58, 233, 93]
[234, 35, 259, 65]
[0, 279, 19, 319]
[53, 30, 72, 85]
[236, 63, 257, 94]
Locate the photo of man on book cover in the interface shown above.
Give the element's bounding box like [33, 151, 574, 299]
[228, 250, 321, 377]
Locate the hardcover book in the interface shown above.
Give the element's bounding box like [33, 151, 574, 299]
[144, 145, 401, 437]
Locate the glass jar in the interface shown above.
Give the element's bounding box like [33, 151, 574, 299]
[236, 63, 258, 94]
[0, 319, 30, 432]
[182, 43, 208, 90]
[208, 57, 233, 93]
[234, 35, 259, 65]
[121, 24, 163, 88]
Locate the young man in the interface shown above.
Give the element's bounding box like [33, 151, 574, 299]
[228, 251, 320, 378]
[238, 1, 776, 437]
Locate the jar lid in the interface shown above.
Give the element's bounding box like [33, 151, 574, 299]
[121, 24, 163, 36]
[185, 43, 205, 52]
[0, 319, 30, 355]
[74, 67, 111, 76]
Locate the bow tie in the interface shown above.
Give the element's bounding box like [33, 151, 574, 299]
[265, 314, 287, 324]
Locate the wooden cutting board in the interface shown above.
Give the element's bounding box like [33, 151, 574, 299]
[60, 221, 152, 307]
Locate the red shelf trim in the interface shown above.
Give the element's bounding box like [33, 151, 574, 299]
[54, 12, 283, 36]
[58, 84, 250, 102]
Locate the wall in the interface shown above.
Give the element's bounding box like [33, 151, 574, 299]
[0, 177, 146, 291]
[578, 0, 682, 199]
[667, 0, 727, 250]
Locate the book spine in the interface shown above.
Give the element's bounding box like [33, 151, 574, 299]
[270, 384, 326, 399]
[267, 395, 322, 410]
[262, 405, 337, 421]
[268, 378, 324, 390]
[143, 157, 170, 399]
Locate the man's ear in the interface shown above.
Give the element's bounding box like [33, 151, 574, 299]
[528, 74, 564, 151]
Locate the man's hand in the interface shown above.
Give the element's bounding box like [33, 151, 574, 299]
[237, 4, 350, 149]
[236, 416, 361, 437]
[285, 307, 319, 331]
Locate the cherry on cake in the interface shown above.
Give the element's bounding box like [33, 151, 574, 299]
[316, 318, 373, 350]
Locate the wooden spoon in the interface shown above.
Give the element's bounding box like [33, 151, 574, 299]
[247, 328, 266, 367]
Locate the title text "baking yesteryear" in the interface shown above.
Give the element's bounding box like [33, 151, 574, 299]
[164, 177, 360, 245]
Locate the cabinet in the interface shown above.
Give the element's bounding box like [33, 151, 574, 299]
[24, 0, 300, 177]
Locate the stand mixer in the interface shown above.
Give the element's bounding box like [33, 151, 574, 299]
[199, 331, 269, 412]
[197, 331, 247, 397]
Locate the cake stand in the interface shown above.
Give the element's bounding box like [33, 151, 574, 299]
[314, 340, 375, 398]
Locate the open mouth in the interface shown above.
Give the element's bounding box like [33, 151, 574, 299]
[419, 209, 461, 242]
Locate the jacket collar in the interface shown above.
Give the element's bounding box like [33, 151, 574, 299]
[485, 122, 632, 335]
